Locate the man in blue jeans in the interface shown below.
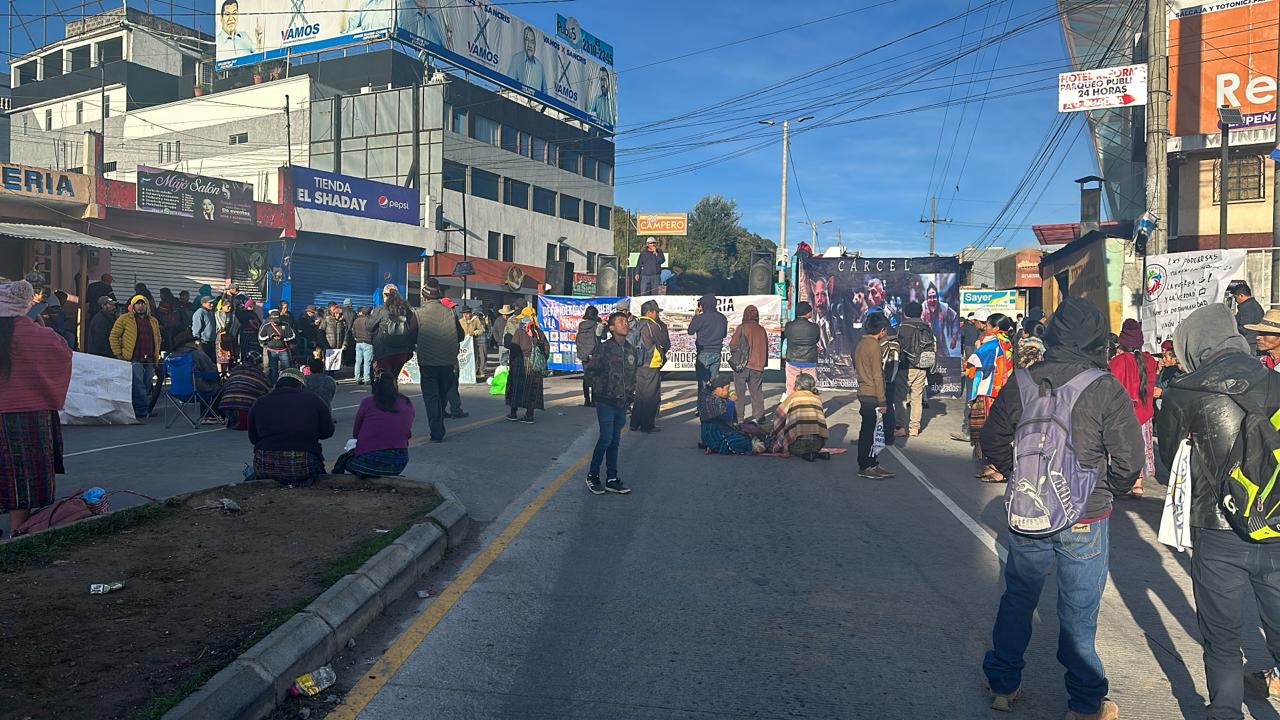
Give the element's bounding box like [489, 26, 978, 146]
[978, 297, 1142, 720]
[584, 311, 635, 495]
[686, 293, 727, 396]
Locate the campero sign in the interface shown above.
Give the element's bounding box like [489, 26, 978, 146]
[636, 213, 688, 236]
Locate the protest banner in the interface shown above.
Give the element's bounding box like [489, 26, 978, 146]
[799, 255, 963, 397]
[631, 295, 782, 371]
[537, 296, 626, 371]
[1140, 249, 1247, 352]
[959, 289, 1019, 319]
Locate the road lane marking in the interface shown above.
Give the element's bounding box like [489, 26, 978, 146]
[63, 428, 226, 457]
[886, 446, 1007, 563]
[327, 451, 592, 720]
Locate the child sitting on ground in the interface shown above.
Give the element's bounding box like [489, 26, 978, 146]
[698, 374, 758, 455]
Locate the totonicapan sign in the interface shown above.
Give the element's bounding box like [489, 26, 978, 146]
[636, 212, 688, 236]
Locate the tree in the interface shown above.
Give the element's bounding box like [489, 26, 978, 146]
[611, 205, 637, 260]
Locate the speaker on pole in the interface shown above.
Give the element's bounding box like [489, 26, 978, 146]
[748, 251, 774, 294]
[545, 259, 574, 295]
[595, 255, 619, 296]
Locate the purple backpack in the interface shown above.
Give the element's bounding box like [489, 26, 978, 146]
[1005, 368, 1107, 537]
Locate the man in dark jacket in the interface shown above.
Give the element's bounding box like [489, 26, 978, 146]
[414, 279, 465, 442]
[687, 293, 727, 396]
[247, 368, 335, 486]
[1158, 303, 1280, 718]
[258, 308, 297, 384]
[585, 311, 636, 495]
[636, 237, 665, 295]
[1230, 281, 1264, 350]
[85, 273, 115, 321]
[576, 306, 603, 406]
[87, 296, 118, 357]
[783, 301, 820, 394]
[896, 301, 934, 437]
[980, 297, 1140, 720]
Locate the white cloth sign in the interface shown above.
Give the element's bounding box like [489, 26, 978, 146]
[1158, 437, 1194, 553]
[1140, 249, 1247, 352]
[323, 348, 343, 372]
[458, 338, 476, 385]
[630, 294, 783, 371]
[60, 352, 138, 425]
[870, 410, 886, 458]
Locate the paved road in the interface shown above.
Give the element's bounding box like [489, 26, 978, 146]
[36, 376, 1280, 718]
[297, 378, 1277, 720]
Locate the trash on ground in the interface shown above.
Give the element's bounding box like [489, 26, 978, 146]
[196, 498, 242, 512]
[289, 665, 337, 697]
[89, 581, 125, 595]
[373, 528, 390, 534]
[415, 588, 438, 599]
[345, 638, 356, 650]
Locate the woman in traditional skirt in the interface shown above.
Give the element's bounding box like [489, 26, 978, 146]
[0, 279, 73, 533]
[217, 361, 270, 431]
[334, 370, 414, 477]
[214, 297, 241, 374]
[504, 307, 548, 423]
[966, 313, 1015, 482]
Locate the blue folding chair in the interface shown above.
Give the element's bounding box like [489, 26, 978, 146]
[163, 353, 220, 429]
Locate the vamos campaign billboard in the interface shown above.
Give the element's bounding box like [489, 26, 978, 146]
[214, 0, 394, 70]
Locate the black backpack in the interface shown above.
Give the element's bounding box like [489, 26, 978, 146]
[900, 320, 937, 370]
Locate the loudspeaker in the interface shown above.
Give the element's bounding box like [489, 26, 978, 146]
[595, 255, 619, 296]
[748, 251, 774, 294]
[545, 259, 574, 295]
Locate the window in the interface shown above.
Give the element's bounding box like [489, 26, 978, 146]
[503, 177, 529, 209]
[1214, 155, 1266, 203]
[598, 161, 613, 185]
[45, 109, 52, 131]
[545, 142, 558, 167]
[599, 206, 611, 230]
[558, 148, 579, 173]
[158, 143, 164, 162]
[68, 46, 91, 72]
[471, 168, 499, 201]
[451, 105, 467, 135]
[42, 51, 62, 78]
[583, 201, 597, 227]
[502, 234, 515, 262]
[17, 61, 37, 84]
[519, 133, 531, 157]
[531, 136, 546, 162]
[487, 231, 500, 260]
[96, 37, 123, 65]
[367, 146, 397, 179]
[229, 132, 249, 145]
[532, 186, 556, 215]
[587, 251, 597, 273]
[583, 156, 597, 180]
[470, 114, 499, 145]
[500, 125, 518, 153]
[546, 244, 558, 267]
[559, 194, 580, 222]
[311, 153, 334, 172]
[103, 95, 110, 118]
[175, 141, 181, 161]
[102, 161, 117, 172]
[375, 90, 399, 134]
[442, 160, 466, 193]
[310, 98, 333, 142]
[76, 101, 83, 125]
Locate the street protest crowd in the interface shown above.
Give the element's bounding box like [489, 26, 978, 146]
[7, 264, 1280, 719]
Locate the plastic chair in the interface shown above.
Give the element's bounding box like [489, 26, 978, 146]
[163, 352, 220, 429]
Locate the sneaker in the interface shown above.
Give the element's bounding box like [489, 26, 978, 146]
[858, 467, 885, 479]
[1246, 668, 1280, 698]
[520, 416, 535, 424]
[604, 478, 631, 494]
[451, 411, 470, 419]
[506, 414, 519, 422]
[950, 431, 969, 442]
[585, 474, 605, 495]
[1064, 699, 1118, 720]
[990, 686, 1020, 712]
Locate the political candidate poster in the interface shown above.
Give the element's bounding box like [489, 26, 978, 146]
[631, 295, 783, 372]
[394, 0, 617, 132]
[537, 295, 624, 371]
[214, 0, 395, 70]
[1140, 249, 1247, 352]
[800, 256, 963, 397]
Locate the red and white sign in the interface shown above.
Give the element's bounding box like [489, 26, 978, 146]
[1058, 64, 1148, 112]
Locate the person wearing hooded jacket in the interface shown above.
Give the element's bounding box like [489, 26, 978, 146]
[728, 304, 769, 422]
[979, 297, 1141, 720]
[1158, 303, 1280, 719]
[576, 306, 604, 407]
[686, 293, 727, 396]
[110, 294, 164, 419]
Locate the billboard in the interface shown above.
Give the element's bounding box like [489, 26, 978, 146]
[214, 0, 394, 70]
[959, 289, 1018, 318]
[394, 0, 617, 132]
[290, 166, 418, 225]
[1169, 0, 1278, 137]
[637, 213, 688, 236]
[1058, 64, 1147, 112]
[136, 166, 255, 224]
[799, 256, 962, 397]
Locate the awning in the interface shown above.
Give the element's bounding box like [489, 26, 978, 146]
[0, 222, 151, 254]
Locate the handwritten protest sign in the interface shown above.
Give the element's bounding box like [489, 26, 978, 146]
[1140, 249, 1246, 352]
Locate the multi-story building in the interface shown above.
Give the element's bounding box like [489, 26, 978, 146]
[0, 72, 10, 162]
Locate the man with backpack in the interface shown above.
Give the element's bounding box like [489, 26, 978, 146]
[896, 301, 935, 437]
[979, 297, 1142, 720]
[1158, 303, 1280, 718]
[631, 300, 670, 432]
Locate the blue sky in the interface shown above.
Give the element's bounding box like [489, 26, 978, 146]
[7, 0, 1101, 256]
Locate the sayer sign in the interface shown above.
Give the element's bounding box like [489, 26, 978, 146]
[1058, 64, 1148, 112]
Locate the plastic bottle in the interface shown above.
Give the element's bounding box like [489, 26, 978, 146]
[289, 665, 337, 697]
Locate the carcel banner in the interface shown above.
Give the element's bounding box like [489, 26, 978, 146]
[800, 255, 962, 397]
[536, 295, 624, 371]
[136, 166, 255, 224]
[214, 0, 394, 70]
[394, 0, 617, 132]
[1140, 249, 1247, 352]
[291, 166, 418, 225]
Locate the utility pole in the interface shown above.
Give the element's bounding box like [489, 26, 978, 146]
[1273, 18, 1280, 305]
[1145, 0, 1169, 255]
[798, 219, 831, 251]
[284, 95, 292, 168]
[760, 115, 813, 283]
[919, 195, 949, 255]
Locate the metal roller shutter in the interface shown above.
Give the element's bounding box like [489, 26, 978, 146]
[289, 255, 378, 310]
[108, 240, 228, 299]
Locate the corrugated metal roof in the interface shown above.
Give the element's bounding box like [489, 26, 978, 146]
[0, 223, 150, 254]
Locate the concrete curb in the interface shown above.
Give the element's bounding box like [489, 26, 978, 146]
[162, 479, 469, 720]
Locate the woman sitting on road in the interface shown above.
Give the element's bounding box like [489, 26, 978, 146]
[770, 372, 829, 461]
[698, 374, 758, 455]
[334, 370, 415, 478]
[248, 368, 335, 486]
[217, 356, 270, 431]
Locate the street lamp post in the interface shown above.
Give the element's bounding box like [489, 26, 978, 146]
[1217, 105, 1243, 251]
[760, 115, 813, 283]
[798, 219, 831, 252]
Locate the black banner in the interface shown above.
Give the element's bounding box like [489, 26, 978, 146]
[136, 166, 255, 225]
[800, 255, 963, 398]
[230, 245, 268, 300]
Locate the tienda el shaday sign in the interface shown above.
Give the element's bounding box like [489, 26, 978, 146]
[637, 213, 688, 236]
[1058, 64, 1148, 112]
